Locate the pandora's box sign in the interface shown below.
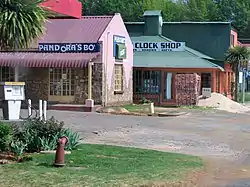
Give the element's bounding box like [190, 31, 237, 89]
[38, 43, 100, 53]
[133, 42, 185, 52]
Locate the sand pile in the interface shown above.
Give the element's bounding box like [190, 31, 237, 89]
[198, 93, 250, 113]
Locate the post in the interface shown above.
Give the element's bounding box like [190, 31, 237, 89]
[43, 100, 47, 120]
[88, 61, 92, 99]
[14, 67, 19, 82]
[28, 99, 32, 117]
[243, 72, 246, 103]
[149, 102, 155, 114]
[39, 100, 43, 120]
[85, 61, 94, 112]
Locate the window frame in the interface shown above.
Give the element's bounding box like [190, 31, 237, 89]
[49, 68, 76, 96]
[114, 64, 124, 94]
[0, 67, 14, 82]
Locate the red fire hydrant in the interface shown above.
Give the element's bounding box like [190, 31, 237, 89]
[54, 136, 68, 167]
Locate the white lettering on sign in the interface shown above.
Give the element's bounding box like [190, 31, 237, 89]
[38, 43, 100, 53]
[120, 49, 125, 56]
[114, 36, 125, 44]
[133, 42, 185, 52]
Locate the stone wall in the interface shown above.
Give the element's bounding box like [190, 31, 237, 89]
[21, 65, 103, 105]
[74, 63, 103, 104]
[22, 68, 49, 103]
[106, 65, 133, 106]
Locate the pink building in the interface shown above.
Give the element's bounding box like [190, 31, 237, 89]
[0, 14, 133, 111]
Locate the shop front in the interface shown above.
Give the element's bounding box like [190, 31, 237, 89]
[0, 14, 133, 111]
[132, 35, 224, 106]
[126, 10, 235, 101]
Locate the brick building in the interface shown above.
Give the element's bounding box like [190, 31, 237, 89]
[126, 10, 236, 106]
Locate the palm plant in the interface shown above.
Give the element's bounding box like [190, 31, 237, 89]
[0, 0, 48, 50]
[225, 45, 250, 102]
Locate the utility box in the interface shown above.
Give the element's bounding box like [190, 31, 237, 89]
[202, 87, 211, 98]
[0, 82, 25, 120]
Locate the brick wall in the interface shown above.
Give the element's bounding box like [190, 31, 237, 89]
[175, 73, 201, 106]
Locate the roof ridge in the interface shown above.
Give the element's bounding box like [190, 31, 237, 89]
[82, 16, 114, 19]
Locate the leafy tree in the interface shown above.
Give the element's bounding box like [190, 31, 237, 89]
[0, 0, 48, 50]
[81, 0, 250, 38]
[82, 0, 144, 21]
[215, 0, 250, 36]
[225, 46, 250, 101]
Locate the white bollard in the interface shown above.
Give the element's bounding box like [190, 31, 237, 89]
[39, 100, 43, 120]
[28, 99, 32, 117]
[149, 102, 155, 114]
[43, 100, 47, 121]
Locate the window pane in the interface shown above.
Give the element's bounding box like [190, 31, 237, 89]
[114, 65, 123, 91]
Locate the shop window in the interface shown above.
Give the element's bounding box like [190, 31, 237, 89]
[133, 69, 160, 94]
[114, 64, 123, 91]
[201, 73, 211, 88]
[49, 68, 76, 96]
[0, 67, 14, 82]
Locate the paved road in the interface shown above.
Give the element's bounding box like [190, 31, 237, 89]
[4, 109, 250, 186]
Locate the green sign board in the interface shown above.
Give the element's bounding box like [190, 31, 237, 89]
[116, 44, 126, 59]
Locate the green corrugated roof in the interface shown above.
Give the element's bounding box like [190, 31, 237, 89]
[132, 35, 224, 70]
[160, 35, 215, 60]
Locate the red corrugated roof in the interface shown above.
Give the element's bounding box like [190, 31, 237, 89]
[0, 16, 113, 68]
[39, 16, 113, 43]
[40, 0, 82, 19]
[0, 52, 100, 68]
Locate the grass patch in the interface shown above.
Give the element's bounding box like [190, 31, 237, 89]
[0, 144, 203, 187]
[239, 92, 250, 102]
[123, 104, 148, 112]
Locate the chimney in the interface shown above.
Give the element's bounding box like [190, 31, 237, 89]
[143, 10, 163, 36]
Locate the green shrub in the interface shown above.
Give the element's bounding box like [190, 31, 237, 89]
[39, 134, 59, 151]
[38, 128, 82, 151]
[11, 117, 82, 153]
[12, 117, 65, 153]
[0, 122, 13, 151]
[61, 128, 82, 151]
[10, 140, 27, 161]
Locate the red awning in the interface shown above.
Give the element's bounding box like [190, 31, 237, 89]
[0, 52, 100, 68]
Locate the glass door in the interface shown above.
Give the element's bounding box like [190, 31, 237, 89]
[163, 72, 173, 100]
[49, 68, 75, 102]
